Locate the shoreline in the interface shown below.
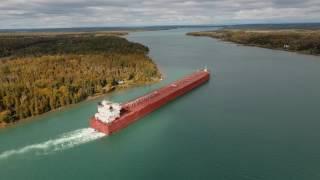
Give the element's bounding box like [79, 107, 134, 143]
[187, 30, 320, 57]
[0, 78, 162, 130]
[215, 38, 320, 57]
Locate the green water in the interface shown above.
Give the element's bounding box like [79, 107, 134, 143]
[1, 28, 320, 180]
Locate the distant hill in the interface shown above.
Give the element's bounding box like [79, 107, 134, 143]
[0, 25, 220, 33]
[0, 26, 176, 33]
[222, 23, 320, 30]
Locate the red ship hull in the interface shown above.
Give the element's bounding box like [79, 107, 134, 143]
[90, 70, 210, 135]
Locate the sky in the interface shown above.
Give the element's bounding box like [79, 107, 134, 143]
[0, 0, 319, 29]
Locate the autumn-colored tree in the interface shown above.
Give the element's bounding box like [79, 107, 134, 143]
[0, 34, 160, 123]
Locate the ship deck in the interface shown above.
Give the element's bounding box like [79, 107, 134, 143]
[122, 70, 209, 111]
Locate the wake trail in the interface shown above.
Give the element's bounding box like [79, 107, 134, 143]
[0, 128, 105, 160]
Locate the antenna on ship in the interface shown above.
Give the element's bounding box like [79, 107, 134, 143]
[204, 66, 208, 72]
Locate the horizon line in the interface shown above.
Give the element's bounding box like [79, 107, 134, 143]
[1, 22, 320, 31]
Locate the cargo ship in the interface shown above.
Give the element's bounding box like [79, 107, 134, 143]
[90, 68, 210, 135]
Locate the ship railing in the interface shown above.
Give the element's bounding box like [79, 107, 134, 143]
[125, 91, 160, 108]
[124, 71, 207, 109]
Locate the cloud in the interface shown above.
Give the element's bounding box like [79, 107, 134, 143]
[0, 0, 319, 29]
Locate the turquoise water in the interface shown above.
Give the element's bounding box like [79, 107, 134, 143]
[1, 28, 320, 179]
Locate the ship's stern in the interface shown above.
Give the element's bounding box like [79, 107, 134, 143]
[90, 117, 112, 135]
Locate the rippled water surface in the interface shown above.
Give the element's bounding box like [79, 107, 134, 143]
[1, 28, 320, 180]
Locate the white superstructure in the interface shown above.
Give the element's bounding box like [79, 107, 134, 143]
[95, 100, 122, 124]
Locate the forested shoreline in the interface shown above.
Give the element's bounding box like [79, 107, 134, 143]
[0, 32, 160, 126]
[187, 30, 320, 55]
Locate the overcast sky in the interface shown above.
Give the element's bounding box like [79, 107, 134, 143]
[0, 0, 319, 29]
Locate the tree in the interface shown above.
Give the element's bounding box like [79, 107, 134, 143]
[0, 110, 11, 123]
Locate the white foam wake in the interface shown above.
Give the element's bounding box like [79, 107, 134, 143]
[0, 128, 105, 160]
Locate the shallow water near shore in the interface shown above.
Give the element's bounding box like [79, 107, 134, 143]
[1, 28, 320, 180]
